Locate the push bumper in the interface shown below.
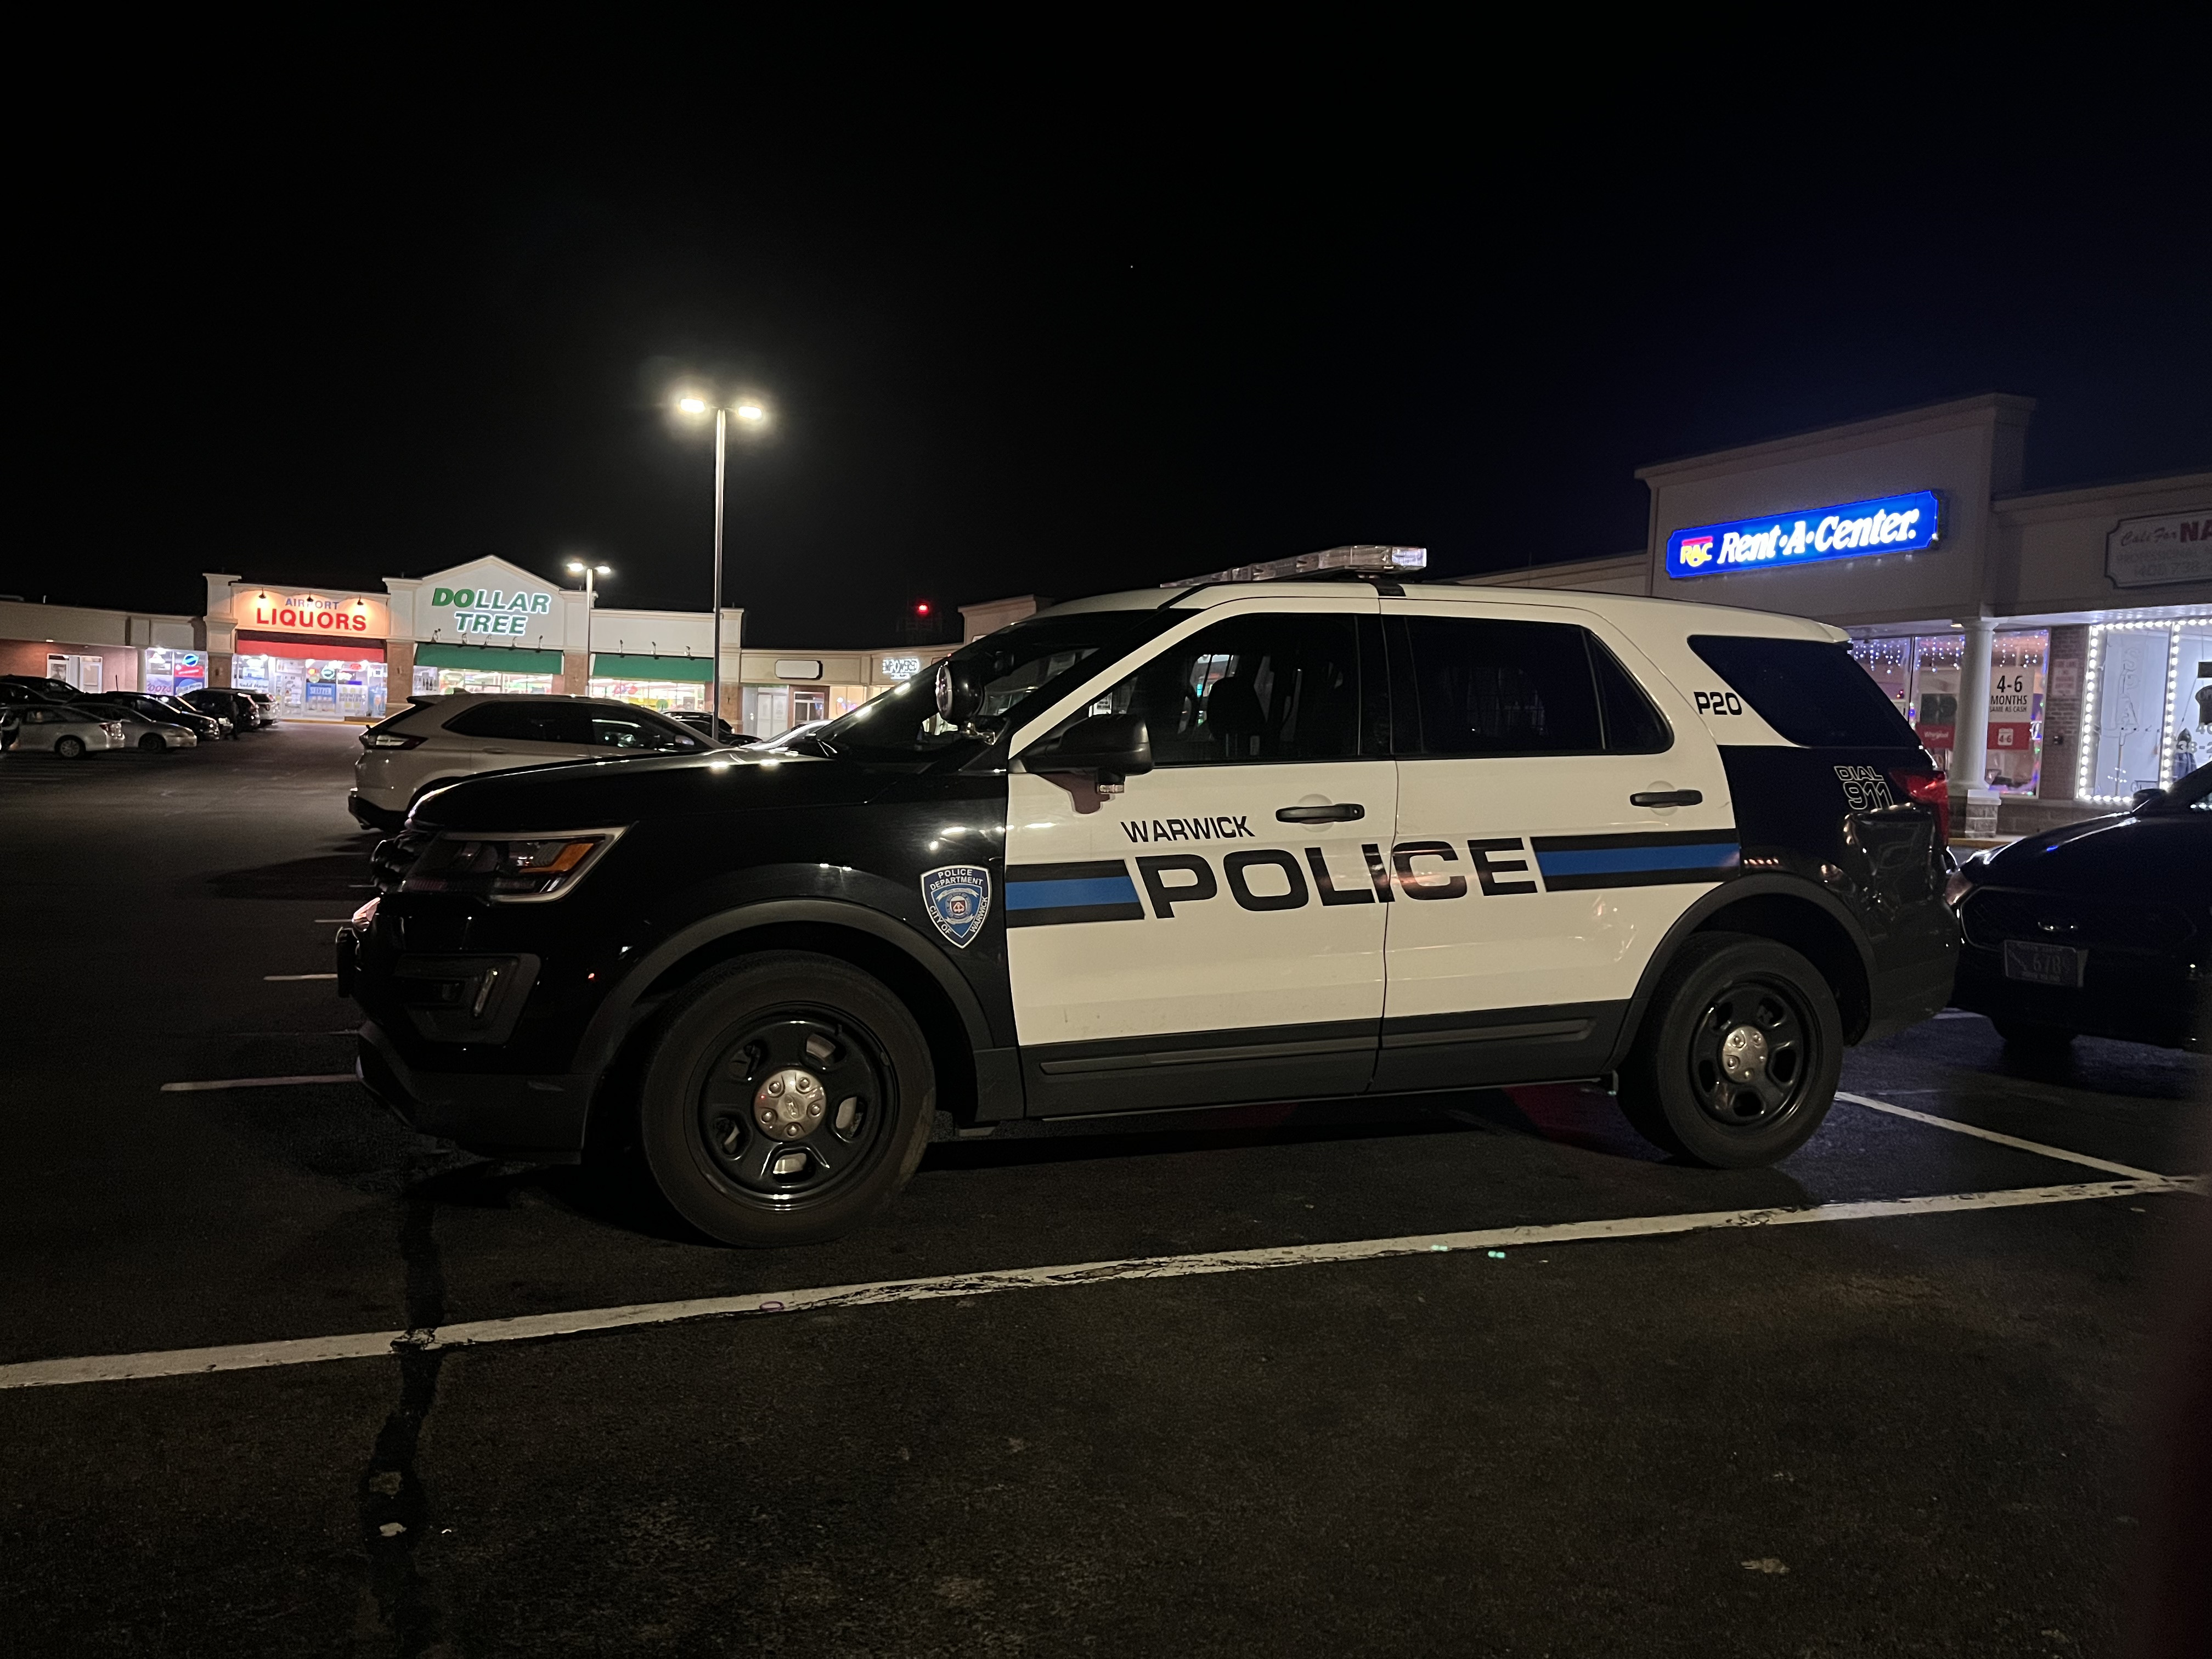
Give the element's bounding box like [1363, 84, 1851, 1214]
[355, 1020, 594, 1161]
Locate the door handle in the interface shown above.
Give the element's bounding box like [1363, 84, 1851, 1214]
[1630, 790, 1702, 808]
[1276, 803, 1365, 823]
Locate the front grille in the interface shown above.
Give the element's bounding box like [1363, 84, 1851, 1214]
[371, 831, 432, 895]
[1962, 889, 2194, 954]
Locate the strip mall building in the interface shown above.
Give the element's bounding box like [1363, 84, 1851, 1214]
[1, 557, 1028, 739]
[1463, 396, 2210, 831]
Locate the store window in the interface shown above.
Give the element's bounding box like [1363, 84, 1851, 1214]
[412, 666, 555, 698]
[144, 648, 206, 697]
[236, 654, 389, 719]
[1847, 630, 2049, 793]
[587, 677, 709, 715]
[740, 684, 867, 738]
[46, 653, 103, 693]
[2081, 617, 2212, 800]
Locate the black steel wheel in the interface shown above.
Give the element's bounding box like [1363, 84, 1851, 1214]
[1618, 932, 1842, 1168]
[640, 951, 936, 1246]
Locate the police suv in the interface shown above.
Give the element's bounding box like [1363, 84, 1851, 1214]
[342, 566, 1957, 1245]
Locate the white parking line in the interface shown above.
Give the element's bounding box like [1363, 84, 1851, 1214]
[264, 973, 337, 982]
[1836, 1091, 2180, 1183]
[159, 1074, 357, 1093]
[1, 1176, 2193, 1392]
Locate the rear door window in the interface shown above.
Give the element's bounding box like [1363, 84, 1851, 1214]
[551, 706, 702, 751]
[443, 702, 573, 744]
[1688, 636, 1921, 748]
[1395, 617, 1669, 756]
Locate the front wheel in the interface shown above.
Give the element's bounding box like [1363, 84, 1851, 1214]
[138, 732, 166, 752]
[639, 951, 936, 1246]
[1618, 932, 1843, 1168]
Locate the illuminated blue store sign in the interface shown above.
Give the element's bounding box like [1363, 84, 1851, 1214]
[1665, 490, 1942, 580]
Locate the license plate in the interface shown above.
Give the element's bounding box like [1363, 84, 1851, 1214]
[2003, 939, 2085, 988]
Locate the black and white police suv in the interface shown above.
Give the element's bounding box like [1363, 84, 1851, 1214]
[341, 563, 1958, 1245]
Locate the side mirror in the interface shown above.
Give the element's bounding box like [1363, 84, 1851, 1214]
[1023, 712, 1153, 792]
[2129, 786, 2165, 812]
[935, 659, 981, 725]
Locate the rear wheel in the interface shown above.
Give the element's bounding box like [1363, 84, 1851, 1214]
[639, 951, 936, 1246]
[54, 735, 86, 759]
[1618, 932, 1842, 1167]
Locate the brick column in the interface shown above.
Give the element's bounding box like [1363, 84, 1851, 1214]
[2036, 624, 2089, 801]
[385, 640, 416, 704]
[208, 652, 233, 689]
[561, 651, 591, 696]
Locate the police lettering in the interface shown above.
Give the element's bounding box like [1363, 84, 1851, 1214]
[1122, 816, 1253, 844]
[1136, 840, 1539, 918]
[1692, 690, 1744, 715]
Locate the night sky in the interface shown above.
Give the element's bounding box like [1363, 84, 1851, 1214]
[24, 46, 2210, 648]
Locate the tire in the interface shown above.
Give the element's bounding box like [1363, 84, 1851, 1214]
[1993, 1017, 2073, 1051]
[54, 735, 86, 759]
[138, 732, 165, 752]
[1617, 932, 1843, 1168]
[639, 951, 937, 1246]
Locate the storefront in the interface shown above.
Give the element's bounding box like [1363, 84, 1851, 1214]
[233, 636, 390, 719]
[1, 599, 200, 696]
[1461, 394, 2212, 832]
[194, 558, 966, 733]
[588, 653, 712, 713]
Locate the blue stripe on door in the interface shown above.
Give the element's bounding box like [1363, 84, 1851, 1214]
[1006, 876, 1142, 910]
[1535, 842, 1740, 877]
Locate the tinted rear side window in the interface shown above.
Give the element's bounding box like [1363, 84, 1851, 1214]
[1397, 618, 1670, 757]
[443, 701, 572, 743]
[1688, 635, 1921, 748]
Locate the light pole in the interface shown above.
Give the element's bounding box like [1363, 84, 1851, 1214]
[565, 560, 613, 597]
[676, 392, 769, 730]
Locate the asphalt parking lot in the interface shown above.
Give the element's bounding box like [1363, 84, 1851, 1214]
[2, 725, 2205, 1657]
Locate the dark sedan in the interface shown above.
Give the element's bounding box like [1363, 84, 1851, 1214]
[87, 692, 227, 742]
[182, 687, 264, 730]
[1949, 762, 2210, 1052]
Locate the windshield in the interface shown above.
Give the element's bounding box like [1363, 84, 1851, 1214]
[2141, 761, 2211, 813]
[812, 607, 1178, 767]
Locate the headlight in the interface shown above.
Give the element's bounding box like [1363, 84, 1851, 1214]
[399, 828, 625, 902]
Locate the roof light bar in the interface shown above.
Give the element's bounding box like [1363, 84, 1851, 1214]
[1162, 545, 1427, 588]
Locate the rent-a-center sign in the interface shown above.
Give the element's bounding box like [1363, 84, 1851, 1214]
[432, 584, 554, 636]
[1665, 490, 1942, 580]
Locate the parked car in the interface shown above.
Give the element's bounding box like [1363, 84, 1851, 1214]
[243, 690, 277, 725]
[149, 693, 231, 737]
[87, 692, 225, 744]
[182, 687, 264, 729]
[344, 581, 1958, 1246]
[79, 699, 198, 752]
[348, 693, 713, 830]
[670, 712, 757, 745]
[7, 703, 123, 757]
[0, 676, 81, 705]
[0, 708, 17, 750]
[1948, 761, 2210, 1052]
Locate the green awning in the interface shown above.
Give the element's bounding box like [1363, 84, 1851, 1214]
[415, 642, 564, 673]
[590, 653, 713, 683]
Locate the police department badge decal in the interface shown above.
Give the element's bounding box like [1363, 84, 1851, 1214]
[921, 865, 991, 949]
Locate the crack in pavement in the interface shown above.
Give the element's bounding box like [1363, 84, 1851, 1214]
[354, 1165, 450, 1657]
